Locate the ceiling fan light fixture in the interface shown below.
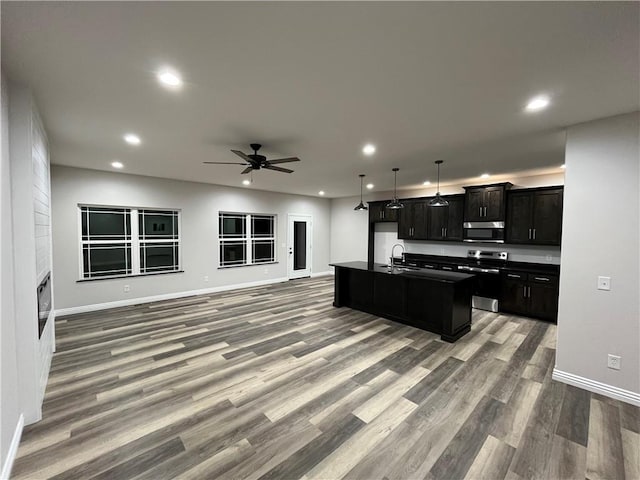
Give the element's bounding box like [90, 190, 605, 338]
[428, 160, 449, 207]
[386, 168, 404, 210]
[354, 174, 368, 211]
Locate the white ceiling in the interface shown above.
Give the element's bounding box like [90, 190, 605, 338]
[2, 2, 638, 197]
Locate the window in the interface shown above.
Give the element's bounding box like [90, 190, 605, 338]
[139, 210, 180, 274]
[79, 206, 180, 279]
[219, 212, 276, 267]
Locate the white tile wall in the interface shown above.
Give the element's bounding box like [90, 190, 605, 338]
[32, 113, 51, 285]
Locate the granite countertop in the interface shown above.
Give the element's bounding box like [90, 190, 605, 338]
[402, 253, 560, 276]
[330, 261, 475, 283]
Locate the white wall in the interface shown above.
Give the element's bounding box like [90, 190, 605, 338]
[51, 166, 332, 310]
[0, 74, 21, 479]
[330, 172, 564, 265]
[555, 112, 639, 399]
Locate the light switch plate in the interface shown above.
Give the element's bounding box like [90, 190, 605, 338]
[597, 276, 611, 291]
[607, 354, 621, 370]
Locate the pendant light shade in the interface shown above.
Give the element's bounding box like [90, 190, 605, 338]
[354, 174, 368, 211]
[428, 160, 449, 207]
[386, 168, 404, 209]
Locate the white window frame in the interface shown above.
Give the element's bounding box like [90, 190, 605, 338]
[78, 204, 182, 280]
[219, 212, 277, 268]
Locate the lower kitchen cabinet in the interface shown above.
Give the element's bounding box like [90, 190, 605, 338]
[500, 271, 559, 322]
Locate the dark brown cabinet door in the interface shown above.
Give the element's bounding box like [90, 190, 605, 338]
[506, 192, 534, 243]
[373, 274, 406, 318]
[464, 189, 485, 221]
[500, 272, 528, 316]
[427, 204, 447, 240]
[368, 201, 399, 223]
[528, 282, 559, 322]
[398, 201, 428, 239]
[406, 278, 442, 331]
[397, 202, 413, 239]
[412, 201, 428, 239]
[484, 187, 505, 221]
[445, 196, 464, 240]
[505, 187, 563, 246]
[532, 189, 563, 245]
[347, 269, 374, 309]
[368, 202, 385, 223]
[385, 206, 399, 222]
[426, 196, 463, 241]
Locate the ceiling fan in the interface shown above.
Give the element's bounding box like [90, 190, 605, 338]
[203, 143, 300, 174]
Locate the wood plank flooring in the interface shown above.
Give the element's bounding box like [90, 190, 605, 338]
[13, 276, 639, 479]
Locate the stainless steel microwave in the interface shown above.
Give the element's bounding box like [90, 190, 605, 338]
[463, 221, 505, 243]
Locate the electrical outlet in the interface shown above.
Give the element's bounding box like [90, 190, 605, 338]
[545, 255, 553, 262]
[607, 354, 621, 370]
[204, 275, 209, 282]
[123, 284, 130, 293]
[440, 248, 445, 255]
[264, 268, 269, 275]
[597, 276, 611, 291]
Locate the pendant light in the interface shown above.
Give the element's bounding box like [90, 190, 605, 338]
[428, 160, 449, 207]
[386, 168, 404, 209]
[354, 174, 368, 211]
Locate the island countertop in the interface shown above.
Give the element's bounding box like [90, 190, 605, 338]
[330, 261, 475, 283]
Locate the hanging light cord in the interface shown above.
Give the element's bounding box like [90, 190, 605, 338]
[393, 169, 398, 200]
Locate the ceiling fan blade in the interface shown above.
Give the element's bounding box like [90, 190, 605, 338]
[266, 157, 301, 164]
[241, 166, 253, 174]
[231, 149, 254, 163]
[203, 161, 248, 165]
[264, 165, 294, 174]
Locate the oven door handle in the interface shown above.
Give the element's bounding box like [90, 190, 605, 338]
[458, 265, 500, 274]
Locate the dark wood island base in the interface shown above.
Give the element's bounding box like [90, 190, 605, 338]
[330, 262, 475, 342]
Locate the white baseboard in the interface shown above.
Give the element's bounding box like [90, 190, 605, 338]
[1, 414, 24, 480]
[552, 368, 640, 407]
[311, 270, 334, 278]
[55, 276, 290, 316]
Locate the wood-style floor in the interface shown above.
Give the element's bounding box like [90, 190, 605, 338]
[13, 276, 639, 480]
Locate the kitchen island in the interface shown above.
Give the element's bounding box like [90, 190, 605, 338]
[330, 261, 475, 342]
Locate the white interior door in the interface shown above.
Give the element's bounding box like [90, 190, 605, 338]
[287, 214, 312, 279]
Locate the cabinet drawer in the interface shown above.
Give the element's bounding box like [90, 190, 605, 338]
[528, 274, 559, 286]
[504, 271, 526, 281]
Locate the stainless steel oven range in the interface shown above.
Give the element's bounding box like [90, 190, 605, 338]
[457, 250, 508, 312]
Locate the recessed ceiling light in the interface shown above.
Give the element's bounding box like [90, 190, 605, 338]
[423, 181, 431, 186]
[242, 179, 251, 186]
[560, 164, 566, 169]
[111, 161, 123, 169]
[157, 68, 183, 89]
[366, 183, 374, 189]
[319, 191, 325, 196]
[124, 133, 141, 145]
[525, 95, 550, 112]
[481, 173, 490, 179]
[362, 144, 376, 156]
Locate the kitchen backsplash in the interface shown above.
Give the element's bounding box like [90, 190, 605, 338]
[373, 223, 561, 265]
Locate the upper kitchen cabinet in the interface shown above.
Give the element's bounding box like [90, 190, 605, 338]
[427, 195, 464, 241]
[463, 183, 512, 222]
[368, 201, 399, 223]
[506, 187, 564, 245]
[398, 199, 428, 239]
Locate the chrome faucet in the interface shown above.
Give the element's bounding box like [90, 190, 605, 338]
[390, 243, 405, 268]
